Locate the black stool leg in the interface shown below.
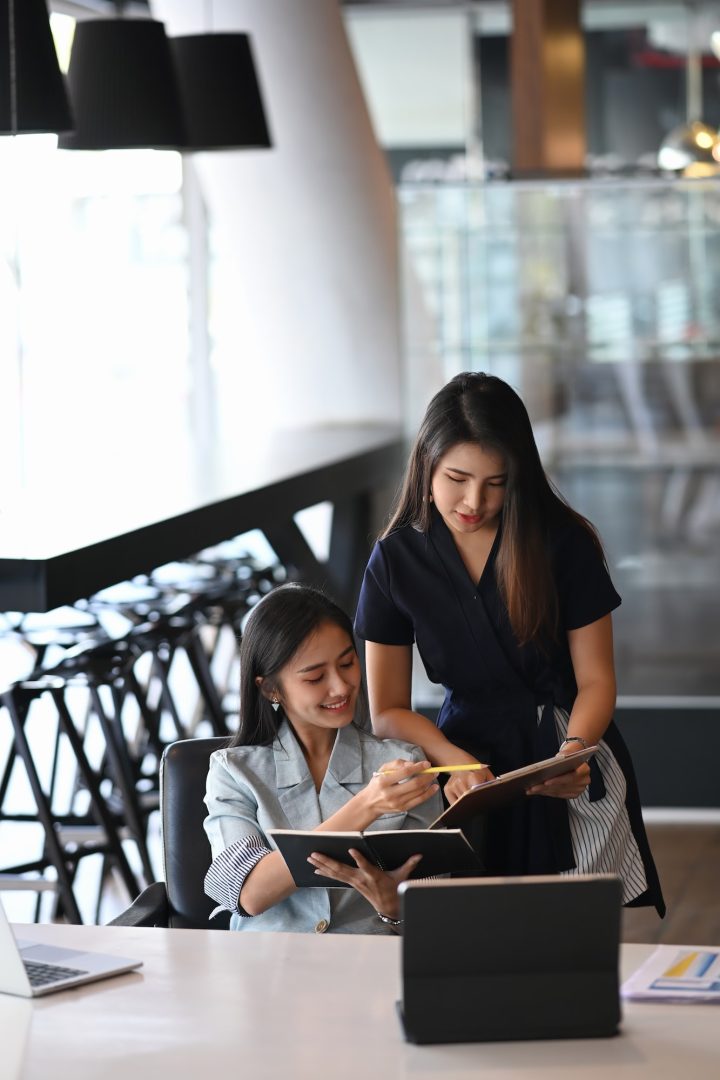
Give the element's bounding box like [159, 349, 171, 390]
[88, 685, 155, 885]
[148, 649, 188, 741]
[0, 743, 17, 808]
[50, 688, 143, 900]
[183, 627, 229, 736]
[1, 689, 83, 924]
[125, 666, 170, 758]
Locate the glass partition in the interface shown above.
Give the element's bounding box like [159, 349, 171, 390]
[400, 177, 720, 699]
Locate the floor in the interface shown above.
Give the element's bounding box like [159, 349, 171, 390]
[621, 822, 720, 945]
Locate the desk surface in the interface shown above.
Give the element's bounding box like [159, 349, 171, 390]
[0, 424, 404, 611]
[2, 924, 717, 1080]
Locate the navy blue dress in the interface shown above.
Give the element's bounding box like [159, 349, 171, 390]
[355, 507, 664, 914]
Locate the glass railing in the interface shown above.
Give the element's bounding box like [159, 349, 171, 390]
[399, 177, 720, 699]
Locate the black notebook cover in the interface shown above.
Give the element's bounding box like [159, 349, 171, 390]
[268, 828, 483, 888]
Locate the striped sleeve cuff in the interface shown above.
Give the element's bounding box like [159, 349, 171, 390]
[204, 835, 272, 919]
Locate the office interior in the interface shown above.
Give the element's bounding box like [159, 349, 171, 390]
[1, 0, 719, 969]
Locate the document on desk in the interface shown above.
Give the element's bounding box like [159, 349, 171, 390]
[621, 945, 720, 1003]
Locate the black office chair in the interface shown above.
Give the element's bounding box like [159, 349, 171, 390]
[109, 736, 231, 930]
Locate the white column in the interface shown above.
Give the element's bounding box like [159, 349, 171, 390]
[153, 0, 402, 435]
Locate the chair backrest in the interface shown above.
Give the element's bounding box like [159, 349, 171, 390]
[161, 736, 231, 929]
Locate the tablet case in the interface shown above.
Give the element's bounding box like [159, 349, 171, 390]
[398, 875, 622, 1044]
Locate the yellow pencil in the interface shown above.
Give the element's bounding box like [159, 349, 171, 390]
[419, 763, 488, 775]
[374, 762, 488, 777]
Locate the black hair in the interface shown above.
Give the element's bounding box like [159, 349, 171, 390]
[384, 371, 605, 645]
[230, 582, 368, 746]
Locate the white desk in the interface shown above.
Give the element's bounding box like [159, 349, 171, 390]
[2, 925, 717, 1080]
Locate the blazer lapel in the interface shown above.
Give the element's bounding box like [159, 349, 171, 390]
[326, 724, 364, 787]
[273, 720, 322, 830]
[317, 723, 366, 819]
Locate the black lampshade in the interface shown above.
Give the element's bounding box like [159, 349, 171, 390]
[169, 33, 272, 151]
[0, 0, 73, 134]
[58, 19, 185, 150]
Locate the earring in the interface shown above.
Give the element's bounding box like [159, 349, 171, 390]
[271, 697, 279, 712]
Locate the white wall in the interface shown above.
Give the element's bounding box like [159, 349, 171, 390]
[153, 0, 402, 433]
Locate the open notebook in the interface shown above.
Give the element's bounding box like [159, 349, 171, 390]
[0, 897, 142, 998]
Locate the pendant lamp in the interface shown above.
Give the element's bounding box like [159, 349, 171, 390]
[658, 121, 720, 177]
[169, 33, 272, 151]
[0, 0, 73, 135]
[657, 15, 720, 179]
[58, 18, 185, 150]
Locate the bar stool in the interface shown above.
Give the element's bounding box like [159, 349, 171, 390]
[0, 612, 114, 834]
[1, 673, 145, 923]
[8, 627, 185, 920]
[0, 614, 123, 920]
[1, 547, 287, 921]
[175, 556, 287, 716]
[83, 554, 283, 736]
[128, 608, 232, 738]
[83, 578, 225, 736]
[37, 637, 167, 887]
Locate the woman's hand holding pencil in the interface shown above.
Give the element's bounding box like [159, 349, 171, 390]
[366, 757, 496, 809]
[372, 759, 495, 805]
[360, 759, 440, 819]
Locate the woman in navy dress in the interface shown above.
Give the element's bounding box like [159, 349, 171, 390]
[355, 372, 664, 914]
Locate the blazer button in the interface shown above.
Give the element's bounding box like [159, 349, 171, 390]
[314, 919, 329, 934]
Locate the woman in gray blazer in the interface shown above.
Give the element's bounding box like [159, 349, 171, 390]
[204, 583, 444, 934]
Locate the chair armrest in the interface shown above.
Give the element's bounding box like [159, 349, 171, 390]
[108, 881, 170, 927]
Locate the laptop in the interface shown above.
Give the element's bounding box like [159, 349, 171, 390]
[0, 897, 142, 998]
[398, 874, 622, 1044]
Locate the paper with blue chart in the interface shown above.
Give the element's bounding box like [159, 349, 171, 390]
[622, 946, 720, 1003]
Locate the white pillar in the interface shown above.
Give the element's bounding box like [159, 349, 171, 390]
[153, 0, 402, 435]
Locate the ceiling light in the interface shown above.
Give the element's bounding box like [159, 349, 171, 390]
[58, 18, 185, 151]
[169, 33, 272, 152]
[0, 0, 73, 135]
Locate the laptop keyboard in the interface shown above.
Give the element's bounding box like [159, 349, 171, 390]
[24, 959, 88, 988]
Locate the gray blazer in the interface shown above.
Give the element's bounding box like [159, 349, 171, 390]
[204, 720, 444, 933]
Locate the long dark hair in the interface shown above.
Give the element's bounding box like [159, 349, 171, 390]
[384, 371, 605, 645]
[231, 582, 368, 747]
